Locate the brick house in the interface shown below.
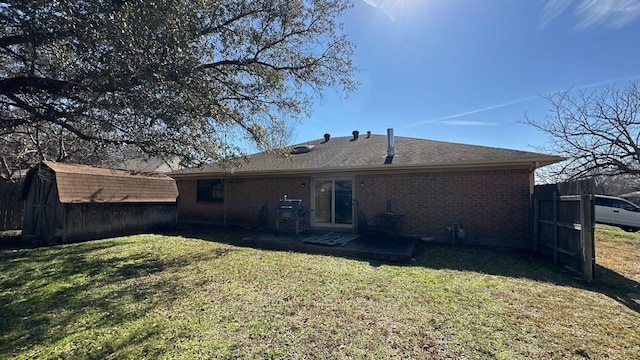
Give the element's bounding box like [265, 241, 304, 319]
[169, 130, 563, 248]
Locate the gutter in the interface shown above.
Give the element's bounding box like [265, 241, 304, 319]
[168, 156, 567, 179]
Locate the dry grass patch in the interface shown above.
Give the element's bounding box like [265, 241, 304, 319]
[596, 225, 640, 279]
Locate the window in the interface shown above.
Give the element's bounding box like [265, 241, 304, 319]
[595, 196, 616, 207]
[615, 199, 638, 212]
[595, 196, 640, 212]
[595, 196, 607, 206]
[197, 179, 224, 202]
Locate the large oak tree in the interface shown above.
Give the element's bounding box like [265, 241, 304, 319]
[0, 0, 356, 181]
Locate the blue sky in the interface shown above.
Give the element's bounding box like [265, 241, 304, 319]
[292, 0, 640, 153]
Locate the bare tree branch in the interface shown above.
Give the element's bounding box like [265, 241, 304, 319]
[524, 82, 640, 181]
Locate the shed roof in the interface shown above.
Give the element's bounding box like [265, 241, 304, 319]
[170, 133, 565, 177]
[24, 161, 178, 204]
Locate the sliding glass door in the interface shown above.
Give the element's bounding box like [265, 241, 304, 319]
[312, 179, 353, 228]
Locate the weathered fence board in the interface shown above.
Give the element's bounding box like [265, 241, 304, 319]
[0, 181, 23, 231]
[533, 184, 595, 282]
[580, 195, 595, 281]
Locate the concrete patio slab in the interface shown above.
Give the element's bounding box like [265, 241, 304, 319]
[236, 231, 418, 263]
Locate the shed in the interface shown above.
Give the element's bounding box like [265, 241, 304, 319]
[21, 161, 179, 245]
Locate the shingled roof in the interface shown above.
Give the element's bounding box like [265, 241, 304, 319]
[23, 161, 178, 203]
[169, 133, 565, 177]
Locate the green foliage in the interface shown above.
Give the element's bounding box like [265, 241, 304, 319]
[0, 229, 639, 358]
[0, 0, 356, 179]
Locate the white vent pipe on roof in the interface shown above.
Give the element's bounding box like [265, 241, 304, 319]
[387, 128, 395, 157]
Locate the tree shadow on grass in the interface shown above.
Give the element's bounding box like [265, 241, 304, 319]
[408, 242, 640, 314]
[591, 265, 640, 312]
[173, 224, 640, 314]
[4, 222, 635, 358]
[0, 236, 234, 359]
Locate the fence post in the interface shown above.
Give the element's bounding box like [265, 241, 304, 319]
[580, 194, 595, 283]
[552, 191, 558, 264]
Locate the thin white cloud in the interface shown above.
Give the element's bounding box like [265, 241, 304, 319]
[361, 0, 395, 22]
[539, 0, 573, 30]
[438, 120, 499, 126]
[539, 0, 640, 30]
[545, 74, 640, 95]
[363, 0, 381, 6]
[576, 0, 640, 29]
[405, 96, 536, 128]
[406, 75, 640, 129]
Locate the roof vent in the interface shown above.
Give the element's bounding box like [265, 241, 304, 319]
[352, 130, 359, 141]
[323, 133, 330, 143]
[291, 144, 315, 154]
[366, 131, 371, 138]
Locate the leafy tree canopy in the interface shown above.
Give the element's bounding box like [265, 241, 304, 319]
[0, 0, 356, 180]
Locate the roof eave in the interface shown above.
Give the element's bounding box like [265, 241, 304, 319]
[59, 199, 178, 204]
[169, 156, 566, 179]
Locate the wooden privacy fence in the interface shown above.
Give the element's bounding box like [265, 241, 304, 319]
[0, 181, 23, 231]
[532, 191, 595, 282]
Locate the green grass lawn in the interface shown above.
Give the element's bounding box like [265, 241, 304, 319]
[1, 226, 639, 359]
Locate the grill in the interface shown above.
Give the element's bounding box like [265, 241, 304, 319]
[375, 199, 403, 239]
[275, 195, 306, 235]
[376, 212, 404, 238]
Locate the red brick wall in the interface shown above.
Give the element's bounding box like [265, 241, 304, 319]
[354, 169, 533, 248]
[176, 176, 311, 227]
[175, 168, 533, 248]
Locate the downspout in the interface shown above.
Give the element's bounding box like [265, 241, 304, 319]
[529, 161, 539, 195]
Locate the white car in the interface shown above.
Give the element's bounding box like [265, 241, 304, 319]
[595, 195, 640, 232]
